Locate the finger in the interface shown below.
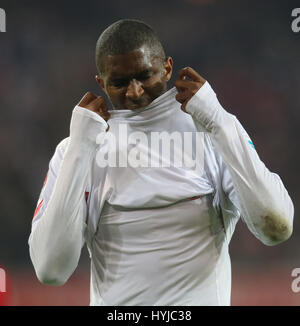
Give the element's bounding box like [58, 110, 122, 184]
[78, 92, 97, 107]
[178, 67, 205, 83]
[101, 112, 111, 121]
[174, 80, 200, 95]
[90, 96, 108, 110]
[174, 79, 194, 90]
[175, 91, 193, 104]
[181, 102, 188, 113]
[175, 92, 186, 104]
[99, 105, 110, 116]
[97, 99, 110, 121]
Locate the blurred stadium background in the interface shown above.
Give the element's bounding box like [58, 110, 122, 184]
[0, 0, 300, 305]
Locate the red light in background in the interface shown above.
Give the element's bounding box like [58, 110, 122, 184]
[0, 266, 11, 306]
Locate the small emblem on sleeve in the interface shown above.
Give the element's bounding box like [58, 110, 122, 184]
[85, 192, 90, 203]
[33, 199, 44, 219]
[248, 140, 256, 150]
[187, 195, 201, 201]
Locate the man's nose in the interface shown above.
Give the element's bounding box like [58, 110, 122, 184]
[125, 79, 144, 99]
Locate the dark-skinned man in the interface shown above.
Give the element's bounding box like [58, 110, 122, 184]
[29, 19, 293, 306]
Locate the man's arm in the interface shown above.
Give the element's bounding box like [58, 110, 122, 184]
[175, 67, 294, 246]
[29, 93, 109, 285]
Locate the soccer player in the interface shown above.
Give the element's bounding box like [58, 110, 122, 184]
[28, 19, 294, 305]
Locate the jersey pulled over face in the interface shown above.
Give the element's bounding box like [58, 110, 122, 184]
[99, 45, 173, 110]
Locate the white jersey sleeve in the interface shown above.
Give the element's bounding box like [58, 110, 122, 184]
[28, 106, 108, 285]
[186, 81, 294, 245]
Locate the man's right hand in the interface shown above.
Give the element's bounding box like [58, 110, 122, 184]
[77, 92, 110, 122]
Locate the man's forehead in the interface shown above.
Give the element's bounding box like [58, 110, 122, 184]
[103, 46, 159, 78]
[109, 69, 151, 82]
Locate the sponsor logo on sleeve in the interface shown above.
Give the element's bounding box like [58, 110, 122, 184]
[248, 140, 256, 150]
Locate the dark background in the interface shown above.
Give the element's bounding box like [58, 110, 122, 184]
[0, 0, 299, 305]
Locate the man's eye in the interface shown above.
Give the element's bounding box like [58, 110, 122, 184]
[113, 81, 128, 88]
[139, 74, 151, 81]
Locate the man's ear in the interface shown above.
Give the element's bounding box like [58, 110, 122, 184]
[164, 57, 173, 81]
[95, 75, 106, 92]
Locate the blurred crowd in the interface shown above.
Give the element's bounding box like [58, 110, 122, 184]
[0, 0, 299, 272]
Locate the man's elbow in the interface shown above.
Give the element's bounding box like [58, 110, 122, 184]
[29, 238, 78, 287]
[29, 248, 67, 286]
[35, 266, 69, 286]
[259, 214, 293, 246]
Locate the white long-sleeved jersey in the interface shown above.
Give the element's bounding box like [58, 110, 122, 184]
[28, 82, 294, 305]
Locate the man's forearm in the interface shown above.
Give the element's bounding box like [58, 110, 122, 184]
[29, 106, 108, 285]
[186, 82, 294, 245]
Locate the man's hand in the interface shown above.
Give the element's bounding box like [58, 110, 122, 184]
[175, 67, 206, 112]
[77, 92, 111, 122]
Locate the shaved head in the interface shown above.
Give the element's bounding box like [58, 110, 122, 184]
[95, 19, 166, 76]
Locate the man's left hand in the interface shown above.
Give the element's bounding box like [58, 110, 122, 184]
[175, 67, 206, 112]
